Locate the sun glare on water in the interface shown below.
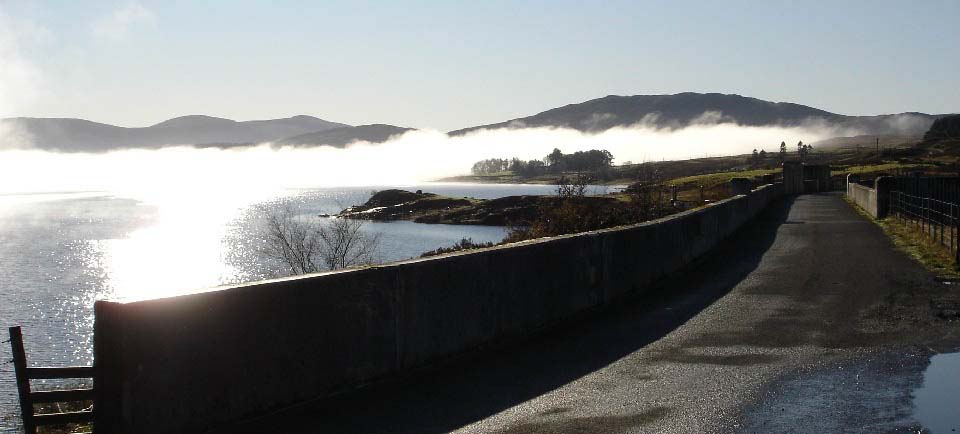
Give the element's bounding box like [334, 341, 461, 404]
[96, 192, 263, 302]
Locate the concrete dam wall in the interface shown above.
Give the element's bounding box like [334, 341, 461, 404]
[92, 183, 784, 433]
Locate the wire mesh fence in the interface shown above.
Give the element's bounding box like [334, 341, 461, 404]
[889, 190, 960, 262]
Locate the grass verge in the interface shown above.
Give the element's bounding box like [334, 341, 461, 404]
[844, 196, 960, 279]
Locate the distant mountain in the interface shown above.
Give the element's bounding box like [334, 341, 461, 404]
[448, 93, 947, 137]
[0, 115, 348, 152]
[276, 124, 413, 147]
[3, 92, 952, 152]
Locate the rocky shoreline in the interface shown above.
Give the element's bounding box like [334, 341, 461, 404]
[336, 189, 627, 226]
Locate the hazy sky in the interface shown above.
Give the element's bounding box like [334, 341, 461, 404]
[1, 0, 958, 131]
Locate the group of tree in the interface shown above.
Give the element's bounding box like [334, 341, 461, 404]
[545, 148, 614, 172]
[797, 141, 813, 160]
[749, 149, 769, 166]
[470, 158, 512, 175]
[471, 148, 614, 176]
[749, 141, 813, 167]
[420, 238, 494, 258]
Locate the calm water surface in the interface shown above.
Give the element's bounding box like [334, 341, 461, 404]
[0, 183, 615, 431]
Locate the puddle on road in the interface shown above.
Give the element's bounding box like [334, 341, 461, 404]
[913, 352, 960, 433]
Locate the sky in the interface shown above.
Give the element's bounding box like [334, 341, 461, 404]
[0, 0, 958, 131]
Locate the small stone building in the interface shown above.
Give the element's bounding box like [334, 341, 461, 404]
[783, 162, 832, 194]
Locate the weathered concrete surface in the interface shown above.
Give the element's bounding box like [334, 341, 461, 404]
[847, 180, 878, 217]
[846, 175, 894, 219]
[93, 185, 782, 433]
[228, 193, 960, 433]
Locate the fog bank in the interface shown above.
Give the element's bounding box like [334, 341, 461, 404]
[0, 122, 841, 200]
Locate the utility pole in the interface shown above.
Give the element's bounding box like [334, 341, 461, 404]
[876, 137, 880, 159]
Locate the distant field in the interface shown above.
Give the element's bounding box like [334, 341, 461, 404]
[667, 168, 781, 187]
[831, 162, 936, 177]
[812, 134, 922, 150]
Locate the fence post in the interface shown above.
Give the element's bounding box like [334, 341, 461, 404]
[9, 327, 35, 434]
[947, 203, 953, 252]
[956, 203, 960, 264]
[876, 176, 893, 219]
[941, 203, 945, 246]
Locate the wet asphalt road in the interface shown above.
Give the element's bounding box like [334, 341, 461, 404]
[232, 193, 959, 433]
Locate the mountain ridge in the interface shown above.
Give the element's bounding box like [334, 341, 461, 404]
[448, 92, 949, 137]
[2, 93, 954, 152]
[277, 124, 414, 147]
[0, 115, 349, 152]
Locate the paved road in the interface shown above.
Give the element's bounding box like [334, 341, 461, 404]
[232, 193, 959, 433]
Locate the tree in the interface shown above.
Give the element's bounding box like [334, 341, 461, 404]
[779, 141, 787, 163]
[261, 207, 381, 275]
[627, 163, 666, 221]
[555, 172, 590, 198]
[546, 148, 565, 169]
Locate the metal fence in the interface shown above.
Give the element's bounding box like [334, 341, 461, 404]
[889, 190, 960, 261]
[892, 176, 960, 204]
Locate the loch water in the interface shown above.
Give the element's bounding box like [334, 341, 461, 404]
[0, 183, 616, 431]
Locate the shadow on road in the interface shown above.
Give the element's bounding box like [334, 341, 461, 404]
[221, 196, 797, 434]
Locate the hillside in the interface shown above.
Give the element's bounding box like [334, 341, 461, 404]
[2, 93, 952, 152]
[0, 115, 347, 152]
[923, 114, 960, 143]
[276, 124, 413, 147]
[811, 134, 923, 150]
[916, 114, 960, 155]
[448, 93, 945, 136]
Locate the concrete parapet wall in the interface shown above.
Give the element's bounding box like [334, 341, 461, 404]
[845, 174, 892, 218]
[847, 181, 878, 217]
[93, 183, 784, 434]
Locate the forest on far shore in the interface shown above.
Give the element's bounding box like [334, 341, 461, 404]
[471, 148, 614, 177]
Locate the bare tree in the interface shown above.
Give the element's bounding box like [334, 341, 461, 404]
[317, 217, 381, 270]
[261, 206, 381, 275]
[555, 172, 591, 198]
[628, 164, 666, 220]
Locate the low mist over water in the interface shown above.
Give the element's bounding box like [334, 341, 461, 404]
[0, 122, 838, 195]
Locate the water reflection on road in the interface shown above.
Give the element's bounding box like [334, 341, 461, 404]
[913, 351, 960, 433]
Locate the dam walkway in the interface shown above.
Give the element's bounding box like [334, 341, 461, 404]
[230, 192, 952, 433]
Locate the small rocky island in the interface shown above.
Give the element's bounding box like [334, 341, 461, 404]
[337, 189, 627, 226]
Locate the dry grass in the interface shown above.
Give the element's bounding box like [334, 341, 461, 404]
[831, 162, 934, 177]
[845, 196, 960, 279]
